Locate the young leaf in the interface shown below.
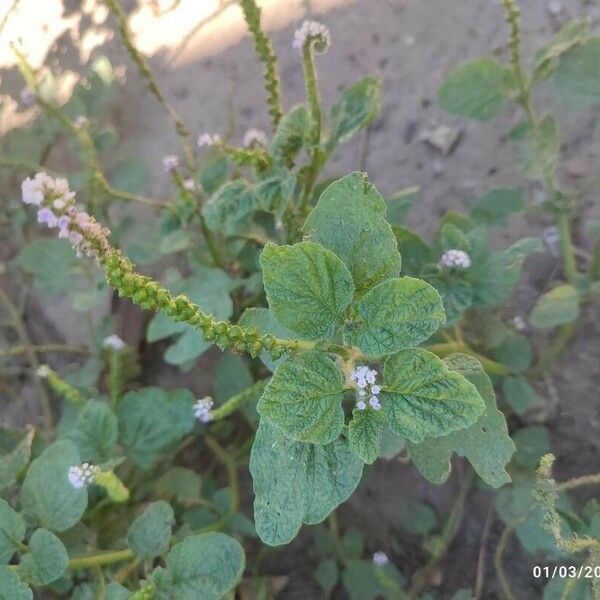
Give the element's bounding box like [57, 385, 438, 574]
[315, 559, 339, 592]
[348, 407, 385, 464]
[409, 354, 516, 488]
[257, 352, 345, 444]
[18, 528, 69, 586]
[165, 533, 245, 599]
[128, 501, 175, 560]
[512, 425, 551, 470]
[470, 188, 525, 226]
[555, 37, 600, 104]
[21, 440, 87, 532]
[327, 75, 381, 151]
[250, 421, 363, 545]
[0, 567, 33, 600]
[429, 278, 473, 327]
[502, 376, 539, 415]
[63, 400, 118, 463]
[304, 172, 401, 293]
[518, 115, 560, 180]
[105, 582, 131, 600]
[492, 332, 533, 372]
[341, 559, 405, 600]
[381, 349, 484, 443]
[0, 500, 26, 564]
[270, 104, 308, 164]
[438, 58, 514, 121]
[346, 277, 445, 357]
[529, 284, 579, 328]
[392, 226, 432, 277]
[117, 388, 195, 469]
[260, 241, 354, 339]
[203, 180, 259, 236]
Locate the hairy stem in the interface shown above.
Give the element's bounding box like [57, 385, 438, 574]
[210, 379, 267, 421]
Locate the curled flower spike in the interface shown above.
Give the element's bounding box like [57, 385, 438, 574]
[20, 87, 36, 106]
[197, 133, 222, 148]
[68, 463, 99, 489]
[351, 365, 382, 411]
[193, 397, 214, 423]
[162, 154, 179, 173]
[292, 20, 331, 53]
[103, 334, 126, 351]
[21, 173, 111, 259]
[372, 551, 389, 566]
[243, 128, 268, 148]
[438, 249, 471, 270]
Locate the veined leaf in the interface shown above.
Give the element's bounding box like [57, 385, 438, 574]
[381, 349, 484, 443]
[529, 284, 579, 328]
[0, 500, 25, 564]
[260, 241, 354, 339]
[18, 528, 68, 585]
[348, 408, 385, 464]
[257, 352, 345, 444]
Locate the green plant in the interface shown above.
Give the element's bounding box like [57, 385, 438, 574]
[2, 0, 600, 598]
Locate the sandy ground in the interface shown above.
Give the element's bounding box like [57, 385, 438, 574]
[2, 0, 600, 597]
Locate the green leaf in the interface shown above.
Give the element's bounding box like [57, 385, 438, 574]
[385, 187, 419, 225]
[512, 425, 551, 470]
[393, 226, 432, 277]
[502, 376, 539, 415]
[155, 467, 201, 503]
[106, 582, 131, 600]
[166, 533, 245, 599]
[250, 421, 363, 545]
[518, 115, 560, 180]
[341, 559, 404, 600]
[128, 501, 175, 560]
[257, 352, 345, 444]
[315, 559, 339, 592]
[19, 528, 69, 585]
[203, 180, 259, 236]
[438, 58, 514, 120]
[0, 500, 25, 564]
[0, 428, 34, 491]
[381, 349, 484, 443]
[304, 172, 401, 293]
[409, 354, 515, 488]
[0, 567, 33, 600]
[555, 37, 600, 104]
[492, 332, 533, 372]
[270, 104, 308, 163]
[429, 278, 473, 326]
[260, 241, 354, 339]
[470, 188, 525, 226]
[164, 329, 210, 366]
[346, 277, 445, 357]
[63, 400, 118, 463]
[238, 307, 295, 372]
[529, 284, 579, 328]
[213, 352, 253, 404]
[200, 155, 229, 196]
[401, 499, 437, 536]
[348, 407, 385, 464]
[327, 76, 381, 151]
[21, 440, 87, 532]
[533, 20, 591, 81]
[117, 388, 195, 469]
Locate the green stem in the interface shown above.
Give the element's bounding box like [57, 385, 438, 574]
[68, 548, 134, 570]
[557, 212, 578, 283]
[210, 380, 267, 421]
[0, 343, 87, 359]
[108, 350, 122, 409]
[533, 321, 576, 374]
[204, 435, 239, 514]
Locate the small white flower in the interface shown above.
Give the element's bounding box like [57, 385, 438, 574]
[102, 334, 126, 351]
[182, 178, 196, 191]
[68, 463, 98, 489]
[20, 87, 36, 106]
[243, 128, 268, 148]
[36, 365, 51, 378]
[371, 385, 381, 396]
[352, 366, 382, 411]
[162, 154, 179, 173]
[197, 133, 221, 148]
[512, 316, 527, 332]
[439, 249, 471, 270]
[372, 551, 389, 566]
[356, 400, 367, 411]
[74, 115, 88, 128]
[369, 397, 381, 411]
[193, 397, 214, 423]
[292, 20, 331, 53]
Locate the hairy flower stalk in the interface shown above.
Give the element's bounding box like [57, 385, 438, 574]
[37, 364, 86, 407]
[22, 173, 297, 360]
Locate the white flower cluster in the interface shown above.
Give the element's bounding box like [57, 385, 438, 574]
[74, 115, 88, 129]
[372, 551, 389, 566]
[36, 365, 51, 378]
[438, 249, 471, 270]
[243, 128, 268, 148]
[193, 397, 214, 423]
[350, 365, 382, 411]
[197, 133, 222, 148]
[21, 172, 111, 258]
[102, 334, 126, 351]
[68, 463, 99, 489]
[183, 178, 196, 191]
[292, 20, 331, 53]
[162, 154, 179, 173]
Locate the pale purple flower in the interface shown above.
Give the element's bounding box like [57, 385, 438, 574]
[102, 334, 126, 351]
[356, 400, 367, 411]
[162, 154, 179, 173]
[68, 463, 98, 489]
[197, 133, 221, 148]
[372, 551, 389, 566]
[183, 178, 196, 191]
[37, 207, 58, 227]
[292, 20, 331, 53]
[351, 366, 382, 412]
[193, 397, 214, 423]
[243, 128, 268, 148]
[20, 87, 36, 106]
